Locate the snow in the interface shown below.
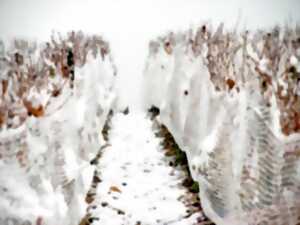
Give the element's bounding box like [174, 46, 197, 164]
[88, 112, 201, 225]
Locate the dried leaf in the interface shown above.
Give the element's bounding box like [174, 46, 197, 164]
[226, 78, 235, 90]
[23, 100, 44, 117]
[109, 186, 122, 193]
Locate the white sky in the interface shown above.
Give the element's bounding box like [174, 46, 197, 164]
[0, 0, 299, 108]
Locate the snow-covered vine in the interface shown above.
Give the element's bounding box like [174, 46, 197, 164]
[143, 24, 300, 225]
[0, 32, 117, 225]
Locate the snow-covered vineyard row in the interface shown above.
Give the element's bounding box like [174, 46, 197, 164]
[0, 23, 300, 225]
[0, 32, 117, 224]
[143, 24, 300, 224]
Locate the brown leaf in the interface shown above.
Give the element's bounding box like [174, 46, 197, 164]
[30, 105, 44, 117]
[109, 186, 122, 193]
[23, 100, 45, 117]
[226, 78, 235, 90]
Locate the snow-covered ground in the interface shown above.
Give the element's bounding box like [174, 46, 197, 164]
[87, 112, 201, 225]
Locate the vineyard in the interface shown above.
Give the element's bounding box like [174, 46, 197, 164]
[0, 11, 300, 225]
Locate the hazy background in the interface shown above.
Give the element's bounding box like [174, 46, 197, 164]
[0, 0, 300, 109]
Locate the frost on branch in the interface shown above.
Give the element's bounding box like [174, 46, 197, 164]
[143, 24, 300, 225]
[0, 31, 117, 225]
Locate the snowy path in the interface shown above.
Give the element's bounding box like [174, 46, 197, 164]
[86, 112, 201, 225]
